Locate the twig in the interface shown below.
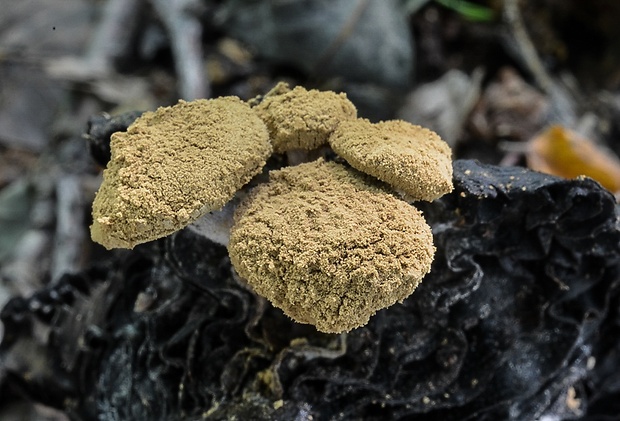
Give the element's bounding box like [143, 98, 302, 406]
[151, 0, 210, 99]
[502, 0, 576, 125]
[51, 175, 87, 282]
[47, 0, 145, 80]
[86, 0, 146, 74]
[312, 0, 371, 78]
[502, 0, 553, 93]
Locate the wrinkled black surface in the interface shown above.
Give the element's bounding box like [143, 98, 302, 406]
[1, 160, 619, 420]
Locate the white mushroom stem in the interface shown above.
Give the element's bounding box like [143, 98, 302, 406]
[187, 197, 240, 246]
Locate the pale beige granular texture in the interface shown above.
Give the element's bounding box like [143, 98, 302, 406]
[91, 97, 271, 249]
[254, 84, 357, 153]
[228, 159, 435, 333]
[328, 119, 454, 201]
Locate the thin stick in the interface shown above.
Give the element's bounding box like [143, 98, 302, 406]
[502, 0, 553, 93]
[151, 0, 210, 99]
[51, 175, 86, 282]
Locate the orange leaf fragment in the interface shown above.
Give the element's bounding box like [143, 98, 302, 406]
[526, 125, 620, 194]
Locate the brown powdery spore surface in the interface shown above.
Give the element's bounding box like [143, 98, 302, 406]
[228, 159, 435, 333]
[329, 119, 453, 201]
[254, 84, 357, 153]
[91, 97, 271, 249]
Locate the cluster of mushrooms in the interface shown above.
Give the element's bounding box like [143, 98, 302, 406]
[90, 83, 453, 333]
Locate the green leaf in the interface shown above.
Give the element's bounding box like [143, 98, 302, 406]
[437, 0, 494, 21]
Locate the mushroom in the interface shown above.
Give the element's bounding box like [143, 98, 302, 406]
[253, 83, 357, 153]
[91, 97, 272, 249]
[88, 83, 453, 333]
[228, 159, 435, 333]
[328, 119, 453, 201]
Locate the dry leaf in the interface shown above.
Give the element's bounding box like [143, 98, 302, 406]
[526, 125, 620, 194]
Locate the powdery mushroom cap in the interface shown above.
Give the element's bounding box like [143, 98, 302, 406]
[228, 159, 435, 333]
[91, 97, 271, 249]
[328, 119, 453, 201]
[254, 83, 357, 153]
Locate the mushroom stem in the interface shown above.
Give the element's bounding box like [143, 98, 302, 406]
[285, 147, 331, 167]
[187, 197, 239, 247]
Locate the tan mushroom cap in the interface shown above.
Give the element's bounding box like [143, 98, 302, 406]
[254, 83, 357, 153]
[91, 97, 272, 249]
[228, 159, 435, 333]
[328, 119, 453, 201]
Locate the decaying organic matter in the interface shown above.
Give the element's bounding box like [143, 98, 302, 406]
[2, 160, 618, 420]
